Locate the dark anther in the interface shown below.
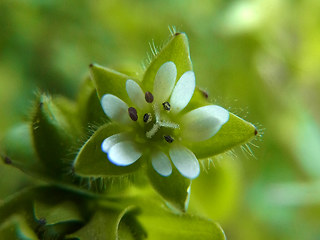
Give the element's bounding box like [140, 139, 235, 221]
[128, 107, 138, 121]
[174, 32, 181, 36]
[89, 63, 94, 68]
[164, 135, 174, 143]
[3, 156, 12, 165]
[143, 113, 152, 123]
[38, 217, 47, 225]
[145, 91, 154, 103]
[255, 128, 258, 136]
[162, 101, 171, 111]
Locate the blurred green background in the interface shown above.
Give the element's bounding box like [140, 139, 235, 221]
[1, 0, 320, 239]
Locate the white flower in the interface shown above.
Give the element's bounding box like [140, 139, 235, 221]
[100, 61, 229, 179]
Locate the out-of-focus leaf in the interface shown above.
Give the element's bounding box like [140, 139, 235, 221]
[89, 64, 132, 103]
[0, 123, 50, 180]
[0, 215, 38, 240]
[67, 205, 138, 240]
[34, 200, 83, 225]
[142, 33, 192, 91]
[32, 94, 80, 174]
[73, 123, 140, 177]
[190, 155, 241, 221]
[147, 160, 191, 212]
[136, 198, 226, 240]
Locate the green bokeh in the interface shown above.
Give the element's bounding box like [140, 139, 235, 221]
[1, 0, 320, 239]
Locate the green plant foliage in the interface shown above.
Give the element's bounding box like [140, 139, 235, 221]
[67, 205, 140, 240]
[32, 94, 80, 174]
[0, 215, 38, 240]
[0, 123, 49, 179]
[135, 198, 226, 240]
[77, 76, 108, 129]
[90, 64, 133, 103]
[147, 162, 191, 212]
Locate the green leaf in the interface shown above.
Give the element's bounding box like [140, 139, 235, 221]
[142, 33, 192, 91]
[67, 205, 138, 240]
[184, 112, 257, 158]
[136, 198, 226, 240]
[73, 123, 141, 177]
[34, 200, 85, 240]
[34, 200, 83, 225]
[77, 76, 108, 129]
[32, 94, 80, 174]
[147, 160, 191, 212]
[0, 215, 38, 240]
[89, 63, 132, 103]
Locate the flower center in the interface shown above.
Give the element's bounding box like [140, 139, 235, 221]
[128, 91, 180, 143]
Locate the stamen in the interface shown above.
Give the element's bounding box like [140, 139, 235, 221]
[128, 107, 138, 121]
[145, 91, 154, 103]
[162, 101, 171, 111]
[164, 135, 174, 143]
[143, 113, 152, 123]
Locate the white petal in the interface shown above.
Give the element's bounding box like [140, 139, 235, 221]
[126, 79, 147, 110]
[153, 61, 177, 103]
[151, 151, 172, 176]
[101, 94, 131, 124]
[101, 132, 130, 153]
[169, 144, 200, 179]
[170, 71, 195, 114]
[108, 141, 142, 166]
[180, 105, 229, 142]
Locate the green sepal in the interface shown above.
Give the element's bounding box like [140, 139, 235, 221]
[147, 160, 191, 212]
[185, 112, 256, 158]
[0, 215, 38, 240]
[77, 76, 108, 129]
[142, 33, 192, 91]
[183, 88, 257, 158]
[89, 63, 133, 103]
[135, 198, 226, 240]
[67, 205, 141, 240]
[73, 123, 140, 177]
[32, 94, 80, 174]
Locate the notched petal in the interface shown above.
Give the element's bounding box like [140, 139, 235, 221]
[169, 144, 200, 179]
[181, 105, 229, 142]
[170, 71, 195, 114]
[101, 94, 131, 125]
[153, 61, 177, 103]
[108, 141, 142, 166]
[101, 133, 130, 153]
[126, 79, 148, 110]
[151, 151, 172, 177]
